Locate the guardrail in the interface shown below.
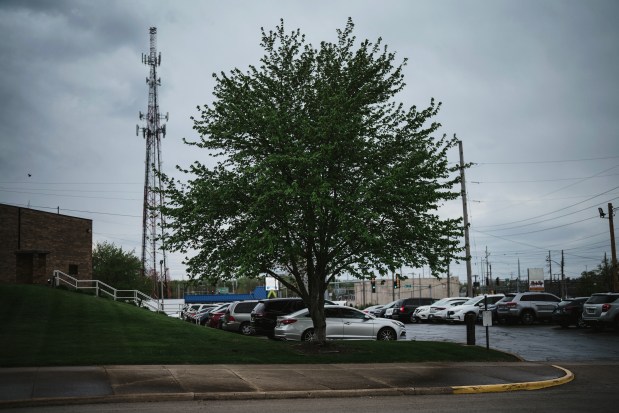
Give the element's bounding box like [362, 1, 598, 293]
[52, 270, 160, 312]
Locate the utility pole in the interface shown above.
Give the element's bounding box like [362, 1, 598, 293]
[607, 203, 618, 291]
[517, 258, 521, 293]
[561, 250, 565, 298]
[447, 257, 451, 297]
[458, 141, 473, 297]
[548, 250, 553, 286]
[136, 27, 169, 299]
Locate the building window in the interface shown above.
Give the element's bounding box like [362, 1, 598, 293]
[68, 264, 78, 275]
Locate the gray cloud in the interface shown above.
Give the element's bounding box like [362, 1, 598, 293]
[1, 0, 618, 284]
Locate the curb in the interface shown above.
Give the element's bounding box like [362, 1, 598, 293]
[0, 365, 575, 408]
[452, 365, 574, 394]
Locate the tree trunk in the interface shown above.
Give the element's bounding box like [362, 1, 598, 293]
[308, 302, 327, 344]
[307, 267, 327, 344]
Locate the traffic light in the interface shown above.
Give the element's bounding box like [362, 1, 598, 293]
[495, 277, 500, 286]
[394, 278, 400, 289]
[370, 277, 376, 293]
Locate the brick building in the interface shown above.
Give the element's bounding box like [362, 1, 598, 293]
[0, 204, 92, 284]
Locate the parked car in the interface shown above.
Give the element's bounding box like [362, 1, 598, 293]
[582, 292, 619, 330]
[478, 295, 511, 324]
[429, 299, 470, 323]
[362, 304, 384, 318]
[193, 304, 221, 325]
[445, 294, 505, 323]
[273, 305, 406, 341]
[495, 292, 561, 325]
[413, 297, 469, 323]
[384, 297, 437, 323]
[205, 303, 230, 328]
[222, 300, 258, 335]
[250, 298, 334, 338]
[552, 297, 589, 328]
[182, 303, 213, 322]
[376, 300, 400, 318]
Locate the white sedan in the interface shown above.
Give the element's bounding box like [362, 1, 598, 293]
[413, 297, 469, 323]
[274, 305, 406, 341]
[445, 294, 505, 323]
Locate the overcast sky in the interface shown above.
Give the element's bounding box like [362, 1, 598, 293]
[1, 0, 618, 287]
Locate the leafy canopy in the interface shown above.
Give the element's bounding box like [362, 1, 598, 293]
[159, 19, 463, 301]
[92, 242, 149, 293]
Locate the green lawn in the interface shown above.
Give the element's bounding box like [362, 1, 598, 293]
[0, 284, 517, 367]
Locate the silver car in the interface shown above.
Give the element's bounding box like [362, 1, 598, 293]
[582, 293, 619, 330]
[274, 305, 406, 341]
[496, 292, 560, 325]
[222, 300, 258, 335]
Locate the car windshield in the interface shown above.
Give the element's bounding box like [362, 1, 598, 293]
[460, 298, 480, 306]
[586, 294, 619, 304]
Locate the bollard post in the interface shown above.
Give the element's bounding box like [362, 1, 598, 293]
[465, 313, 476, 345]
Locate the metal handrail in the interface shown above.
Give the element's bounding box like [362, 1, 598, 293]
[52, 270, 160, 312]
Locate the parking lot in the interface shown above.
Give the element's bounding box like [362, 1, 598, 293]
[405, 322, 619, 361]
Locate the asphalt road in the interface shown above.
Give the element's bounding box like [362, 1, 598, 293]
[405, 322, 619, 361]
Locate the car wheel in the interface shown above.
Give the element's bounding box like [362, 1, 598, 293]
[520, 311, 535, 325]
[409, 313, 417, 323]
[239, 322, 253, 336]
[301, 329, 316, 342]
[377, 327, 396, 341]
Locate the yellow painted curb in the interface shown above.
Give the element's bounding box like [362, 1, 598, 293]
[452, 365, 574, 394]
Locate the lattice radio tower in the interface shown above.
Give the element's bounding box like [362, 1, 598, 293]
[136, 27, 169, 299]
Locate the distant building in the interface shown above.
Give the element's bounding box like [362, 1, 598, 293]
[0, 204, 92, 284]
[353, 276, 462, 307]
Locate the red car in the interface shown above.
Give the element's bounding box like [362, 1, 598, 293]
[206, 303, 230, 328]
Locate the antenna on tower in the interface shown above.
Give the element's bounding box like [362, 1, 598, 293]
[136, 26, 170, 301]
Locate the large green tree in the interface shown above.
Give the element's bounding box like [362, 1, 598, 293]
[160, 19, 464, 343]
[92, 242, 149, 294]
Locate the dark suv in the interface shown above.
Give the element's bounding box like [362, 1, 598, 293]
[250, 298, 334, 338]
[384, 297, 436, 323]
[496, 292, 560, 325]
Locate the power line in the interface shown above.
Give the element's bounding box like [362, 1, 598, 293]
[475, 187, 619, 229]
[472, 172, 619, 184]
[0, 188, 141, 201]
[473, 155, 619, 165]
[0, 181, 141, 185]
[3, 202, 141, 218]
[477, 196, 619, 233]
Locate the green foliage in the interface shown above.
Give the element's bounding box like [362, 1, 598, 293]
[0, 285, 516, 367]
[92, 241, 150, 294]
[159, 19, 465, 340]
[577, 256, 614, 296]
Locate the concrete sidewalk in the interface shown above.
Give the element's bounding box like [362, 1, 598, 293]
[0, 362, 574, 408]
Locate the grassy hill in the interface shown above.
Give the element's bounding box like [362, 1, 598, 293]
[0, 284, 517, 367]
